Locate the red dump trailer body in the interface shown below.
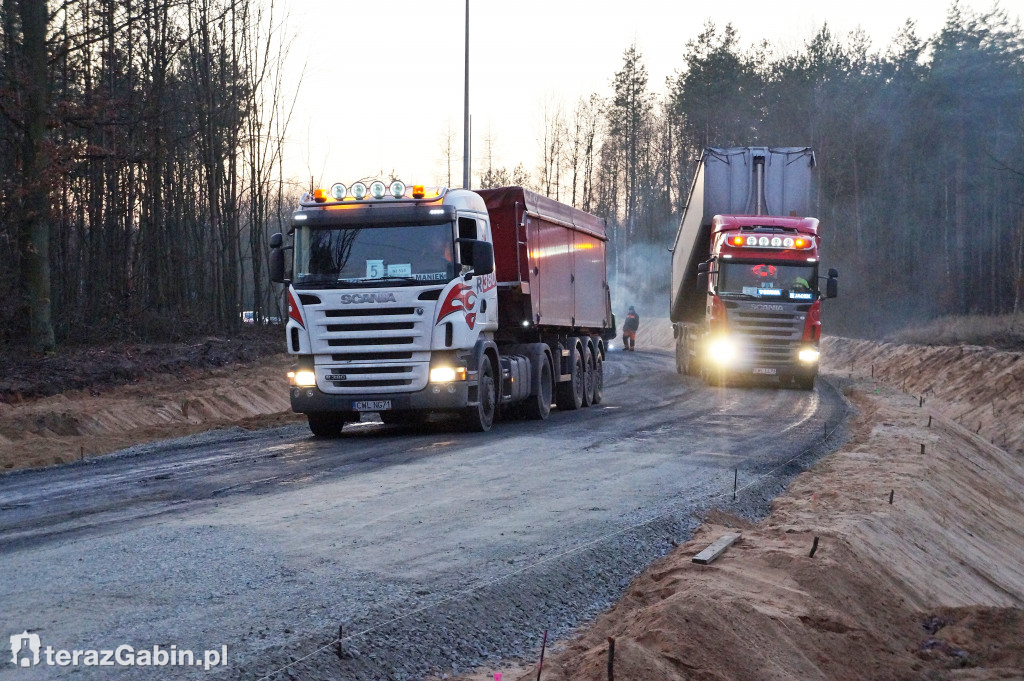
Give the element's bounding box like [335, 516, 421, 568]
[478, 186, 612, 333]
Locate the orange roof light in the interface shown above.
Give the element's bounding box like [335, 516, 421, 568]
[730, 236, 744, 246]
[794, 238, 808, 249]
[412, 185, 426, 199]
[313, 188, 328, 203]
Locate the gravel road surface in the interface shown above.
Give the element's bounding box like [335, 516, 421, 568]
[0, 348, 848, 680]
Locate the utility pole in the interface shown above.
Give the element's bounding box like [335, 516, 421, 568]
[463, 0, 471, 188]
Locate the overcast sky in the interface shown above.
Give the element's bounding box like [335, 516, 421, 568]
[278, 0, 1013, 192]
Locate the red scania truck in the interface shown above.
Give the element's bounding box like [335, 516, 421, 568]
[669, 147, 838, 389]
[270, 182, 615, 436]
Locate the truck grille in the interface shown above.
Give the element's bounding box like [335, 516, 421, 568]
[305, 299, 433, 394]
[726, 302, 807, 365]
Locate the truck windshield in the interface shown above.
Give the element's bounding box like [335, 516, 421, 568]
[717, 262, 818, 299]
[293, 223, 455, 288]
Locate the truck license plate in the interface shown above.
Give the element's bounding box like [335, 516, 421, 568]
[354, 400, 391, 411]
[752, 367, 777, 375]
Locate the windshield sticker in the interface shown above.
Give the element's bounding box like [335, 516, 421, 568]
[415, 272, 448, 281]
[387, 263, 412, 277]
[366, 260, 384, 278]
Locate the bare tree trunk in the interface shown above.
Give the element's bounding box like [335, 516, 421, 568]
[16, 0, 55, 352]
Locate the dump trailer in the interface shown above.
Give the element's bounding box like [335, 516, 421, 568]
[669, 147, 838, 389]
[270, 182, 615, 436]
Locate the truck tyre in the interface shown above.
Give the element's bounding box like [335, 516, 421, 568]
[582, 345, 596, 407]
[522, 352, 553, 420]
[307, 412, 346, 438]
[678, 333, 698, 376]
[555, 343, 584, 411]
[462, 355, 496, 432]
[591, 348, 604, 405]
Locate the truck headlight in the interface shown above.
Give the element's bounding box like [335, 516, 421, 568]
[289, 370, 317, 387]
[430, 366, 467, 383]
[708, 338, 736, 366]
[798, 348, 821, 364]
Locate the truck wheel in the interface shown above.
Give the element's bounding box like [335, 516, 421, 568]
[591, 350, 604, 405]
[522, 353, 553, 420]
[581, 345, 596, 407]
[307, 412, 346, 438]
[462, 355, 496, 432]
[678, 334, 698, 376]
[555, 344, 584, 411]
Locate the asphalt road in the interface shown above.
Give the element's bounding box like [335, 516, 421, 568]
[0, 348, 848, 680]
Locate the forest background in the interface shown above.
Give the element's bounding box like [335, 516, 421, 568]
[1, 1, 1022, 352]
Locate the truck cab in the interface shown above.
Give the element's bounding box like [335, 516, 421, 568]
[690, 215, 838, 388]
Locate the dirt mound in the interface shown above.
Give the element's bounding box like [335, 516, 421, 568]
[0, 337, 300, 471]
[0, 330, 282, 402]
[823, 337, 1024, 456]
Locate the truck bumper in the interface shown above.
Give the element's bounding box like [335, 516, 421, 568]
[289, 383, 471, 414]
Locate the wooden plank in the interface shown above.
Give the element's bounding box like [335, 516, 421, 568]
[692, 532, 741, 565]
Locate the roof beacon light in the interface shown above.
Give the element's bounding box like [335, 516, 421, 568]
[370, 181, 387, 199]
[412, 184, 426, 199]
[351, 182, 367, 200]
[390, 181, 406, 198]
[330, 183, 347, 201]
[794, 238, 808, 249]
[313, 188, 328, 203]
[730, 236, 744, 246]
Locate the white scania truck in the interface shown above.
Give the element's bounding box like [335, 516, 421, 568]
[270, 182, 615, 436]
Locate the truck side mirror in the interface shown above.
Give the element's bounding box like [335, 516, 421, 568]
[467, 241, 494, 279]
[269, 232, 285, 283]
[825, 268, 838, 299]
[826, 275, 838, 299]
[696, 261, 709, 291]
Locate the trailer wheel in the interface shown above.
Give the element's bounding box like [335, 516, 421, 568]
[307, 412, 346, 438]
[522, 353, 553, 420]
[555, 343, 584, 411]
[581, 345, 596, 407]
[462, 355, 496, 432]
[591, 349, 604, 405]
